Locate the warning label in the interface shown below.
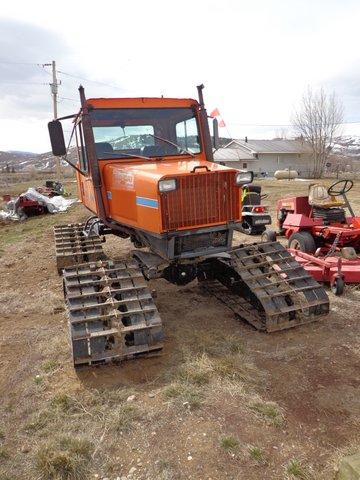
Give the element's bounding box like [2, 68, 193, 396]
[113, 170, 135, 190]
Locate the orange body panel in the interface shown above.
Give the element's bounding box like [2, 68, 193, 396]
[100, 158, 241, 234]
[77, 171, 97, 214]
[76, 97, 243, 234]
[87, 97, 198, 109]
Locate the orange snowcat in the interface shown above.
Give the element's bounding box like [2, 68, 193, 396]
[48, 85, 329, 367]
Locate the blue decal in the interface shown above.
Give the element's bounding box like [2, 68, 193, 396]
[107, 191, 112, 200]
[136, 196, 159, 209]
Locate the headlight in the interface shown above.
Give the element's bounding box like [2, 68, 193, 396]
[235, 171, 254, 185]
[159, 178, 177, 192]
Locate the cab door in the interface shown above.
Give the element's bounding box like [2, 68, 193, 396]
[75, 120, 97, 214]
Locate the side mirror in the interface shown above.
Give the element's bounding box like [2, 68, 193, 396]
[213, 117, 219, 150]
[236, 171, 254, 185]
[48, 120, 66, 156]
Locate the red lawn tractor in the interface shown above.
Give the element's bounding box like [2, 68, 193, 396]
[263, 179, 360, 294]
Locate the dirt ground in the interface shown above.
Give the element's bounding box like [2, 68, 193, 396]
[0, 176, 359, 480]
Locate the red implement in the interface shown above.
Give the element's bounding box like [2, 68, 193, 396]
[288, 248, 360, 294]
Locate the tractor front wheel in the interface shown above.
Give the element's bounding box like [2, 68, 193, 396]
[238, 220, 265, 235]
[261, 230, 277, 242]
[331, 277, 345, 296]
[288, 231, 316, 254]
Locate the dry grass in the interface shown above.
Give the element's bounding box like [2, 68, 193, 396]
[24, 409, 55, 434]
[177, 354, 214, 386]
[249, 400, 285, 427]
[220, 436, 240, 452]
[167, 349, 263, 412]
[34, 436, 93, 480]
[163, 383, 204, 410]
[111, 404, 142, 433]
[0, 447, 10, 460]
[184, 331, 244, 358]
[42, 360, 60, 373]
[286, 458, 313, 479]
[249, 446, 267, 465]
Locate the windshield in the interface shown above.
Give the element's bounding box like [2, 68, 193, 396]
[90, 107, 201, 159]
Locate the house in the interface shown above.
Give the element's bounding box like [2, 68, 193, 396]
[214, 138, 313, 177]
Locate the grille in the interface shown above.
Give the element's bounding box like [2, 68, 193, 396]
[160, 171, 240, 230]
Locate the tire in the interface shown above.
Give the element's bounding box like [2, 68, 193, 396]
[238, 219, 253, 235]
[331, 277, 345, 296]
[252, 226, 266, 235]
[261, 230, 277, 242]
[288, 231, 316, 254]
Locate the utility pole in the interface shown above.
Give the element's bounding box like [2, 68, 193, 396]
[44, 60, 61, 178]
[51, 60, 58, 120]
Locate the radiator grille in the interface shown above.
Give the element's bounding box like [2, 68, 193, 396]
[160, 171, 240, 230]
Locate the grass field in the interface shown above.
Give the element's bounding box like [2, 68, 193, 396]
[0, 174, 359, 480]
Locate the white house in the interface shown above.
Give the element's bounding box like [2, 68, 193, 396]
[214, 138, 313, 177]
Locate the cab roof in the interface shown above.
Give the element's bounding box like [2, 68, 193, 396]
[87, 97, 198, 109]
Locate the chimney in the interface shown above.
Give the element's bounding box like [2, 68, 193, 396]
[245, 136, 248, 143]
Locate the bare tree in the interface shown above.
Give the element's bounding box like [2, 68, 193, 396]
[293, 87, 343, 178]
[274, 128, 288, 140]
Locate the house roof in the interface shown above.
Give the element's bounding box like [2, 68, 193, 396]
[226, 139, 312, 154]
[214, 148, 255, 162]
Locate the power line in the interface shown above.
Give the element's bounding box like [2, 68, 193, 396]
[2, 61, 360, 127]
[0, 60, 44, 66]
[57, 69, 124, 90]
[58, 96, 78, 102]
[0, 81, 48, 85]
[227, 121, 360, 127]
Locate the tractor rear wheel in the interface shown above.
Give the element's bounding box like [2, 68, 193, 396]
[288, 231, 316, 254]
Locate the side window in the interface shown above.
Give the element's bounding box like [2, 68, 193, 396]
[75, 122, 88, 172]
[175, 117, 201, 153]
[243, 162, 247, 169]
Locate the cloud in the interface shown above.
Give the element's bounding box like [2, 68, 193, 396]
[325, 64, 360, 122]
[0, 19, 70, 122]
[1, 1, 360, 151]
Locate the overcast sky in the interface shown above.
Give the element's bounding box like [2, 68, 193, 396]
[1, 0, 360, 153]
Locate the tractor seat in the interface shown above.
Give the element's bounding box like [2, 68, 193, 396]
[308, 184, 345, 209]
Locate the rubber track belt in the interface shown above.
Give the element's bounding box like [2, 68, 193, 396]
[54, 223, 106, 273]
[203, 241, 329, 332]
[63, 259, 164, 367]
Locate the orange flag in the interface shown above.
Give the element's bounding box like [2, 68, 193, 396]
[210, 108, 220, 118]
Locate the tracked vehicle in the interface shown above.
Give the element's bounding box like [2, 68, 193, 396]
[49, 85, 329, 367]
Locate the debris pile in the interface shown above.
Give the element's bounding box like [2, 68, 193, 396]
[0, 182, 77, 221]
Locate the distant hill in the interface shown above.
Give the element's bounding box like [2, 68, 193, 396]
[2, 135, 360, 172]
[0, 149, 76, 172]
[332, 136, 360, 159]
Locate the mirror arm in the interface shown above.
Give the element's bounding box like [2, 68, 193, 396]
[56, 113, 78, 121]
[60, 155, 86, 176]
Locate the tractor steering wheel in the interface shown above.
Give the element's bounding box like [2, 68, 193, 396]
[328, 179, 353, 196]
